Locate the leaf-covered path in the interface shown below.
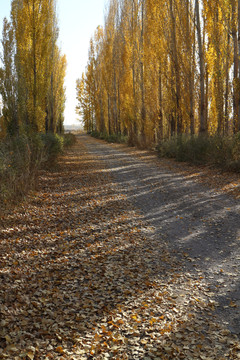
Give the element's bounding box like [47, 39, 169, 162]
[83, 135, 240, 333]
[0, 135, 240, 359]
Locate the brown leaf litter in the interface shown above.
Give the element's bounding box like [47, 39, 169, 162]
[0, 137, 240, 359]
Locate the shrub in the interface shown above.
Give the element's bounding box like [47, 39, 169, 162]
[91, 130, 128, 144]
[226, 133, 240, 171]
[40, 133, 64, 164]
[0, 134, 45, 203]
[63, 132, 77, 147]
[91, 130, 101, 139]
[0, 131, 78, 207]
[157, 136, 179, 159]
[157, 134, 240, 172]
[176, 135, 211, 163]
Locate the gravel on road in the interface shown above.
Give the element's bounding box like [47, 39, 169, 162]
[82, 134, 240, 336]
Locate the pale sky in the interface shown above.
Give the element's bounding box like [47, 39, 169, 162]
[0, 0, 107, 125]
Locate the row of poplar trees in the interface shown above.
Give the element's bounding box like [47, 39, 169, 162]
[77, 0, 240, 146]
[0, 0, 66, 136]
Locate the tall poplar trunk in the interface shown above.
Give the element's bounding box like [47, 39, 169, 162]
[49, 73, 54, 132]
[224, 15, 231, 135]
[238, 0, 240, 131]
[232, 0, 239, 133]
[158, 67, 163, 141]
[32, 0, 37, 130]
[91, 102, 94, 132]
[215, 7, 224, 135]
[195, 0, 206, 134]
[186, 0, 195, 135]
[131, 0, 137, 143]
[113, 70, 118, 133]
[170, 0, 181, 135]
[140, 0, 146, 144]
[100, 95, 105, 133]
[205, 65, 209, 132]
[45, 107, 49, 133]
[108, 93, 111, 135]
[170, 58, 176, 136]
[117, 81, 121, 134]
[224, 43, 230, 135]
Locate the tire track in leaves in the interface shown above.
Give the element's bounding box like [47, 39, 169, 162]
[0, 137, 239, 359]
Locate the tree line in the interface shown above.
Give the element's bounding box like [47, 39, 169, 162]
[77, 0, 240, 146]
[0, 0, 69, 205]
[0, 0, 66, 137]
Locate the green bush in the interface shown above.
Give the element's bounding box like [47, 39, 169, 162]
[91, 130, 128, 144]
[226, 133, 240, 171]
[40, 133, 64, 163]
[157, 136, 179, 159]
[0, 131, 78, 206]
[158, 135, 212, 164]
[177, 135, 211, 163]
[157, 134, 240, 172]
[63, 132, 77, 147]
[0, 134, 45, 203]
[91, 130, 101, 139]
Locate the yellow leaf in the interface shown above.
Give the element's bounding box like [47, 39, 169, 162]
[101, 325, 107, 333]
[27, 352, 35, 360]
[5, 335, 11, 343]
[6, 344, 18, 352]
[229, 301, 237, 308]
[56, 346, 64, 354]
[149, 317, 157, 325]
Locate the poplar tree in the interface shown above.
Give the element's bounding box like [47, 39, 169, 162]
[77, 0, 240, 145]
[0, 0, 66, 135]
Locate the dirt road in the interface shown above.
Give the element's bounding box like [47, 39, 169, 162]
[0, 134, 239, 359]
[82, 134, 240, 334]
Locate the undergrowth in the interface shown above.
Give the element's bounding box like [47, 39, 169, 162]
[157, 134, 240, 172]
[63, 132, 77, 147]
[91, 130, 128, 144]
[0, 132, 76, 205]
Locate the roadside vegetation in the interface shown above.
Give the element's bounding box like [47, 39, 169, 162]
[157, 134, 240, 172]
[90, 130, 128, 144]
[0, 0, 70, 207]
[90, 130, 240, 172]
[0, 133, 76, 206]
